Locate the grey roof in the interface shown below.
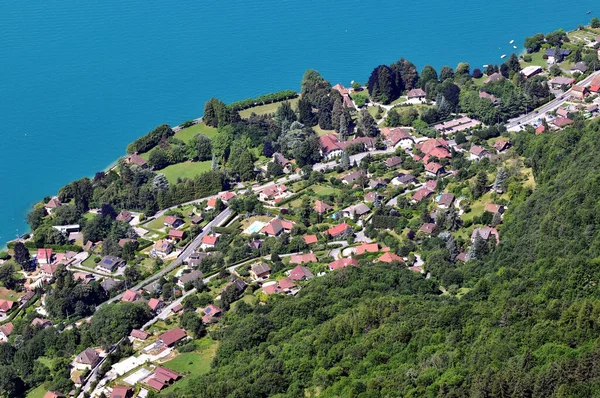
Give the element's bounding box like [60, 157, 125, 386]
[179, 270, 204, 285]
[251, 262, 271, 275]
[396, 174, 418, 184]
[76, 348, 99, 365]
[100, 278, 120, 292]
[99, 256, 125, 272]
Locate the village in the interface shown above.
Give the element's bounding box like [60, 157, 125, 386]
[3, 23, 600, 398]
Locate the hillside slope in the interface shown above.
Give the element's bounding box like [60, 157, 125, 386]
[177, 120, 600, 398]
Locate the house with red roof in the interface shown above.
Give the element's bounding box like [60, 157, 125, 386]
[37, 248, 53, 265]
[206, 197, 218, 209]
[219, 191, 236, 202]
[123, 153, 148, 168]
[378, 252, 404, 264]
[31, 317, 52, 329]
[121, 290, 141, 303]
[423, 147, 452, 164]
[290, 253, 317, 265]
[571, 85, 588, 100]
[201, 234, 219, 249]
[39, 264, 58, 281]
[44, 197, 62, 214]
[552, 117, 574, 128]
[261, 218, 294, 237]
[0, 322, 14, 342]
[329, 257, 358, 270]
[168, 229, 185, 241]
[385, 156, 403, 168]
[74, 348, 101, 369]
[355, 242, 379, 255]
[199, 304, 223, 323]
[259, 184, 289, 202]
[320, 134, 344, 160]
[130, 329, 149, 340]
[493, 139, 511, 152]
[148, 298, 164, 313]
[412, 188, 434, 203]
[484, 203, 506, 215]
[110, 386, 133, 398]
[144, 367, 182, 391]
[159, 328, 187, 347]
[419, 223, 436, 235]
[325, 223, 353, 239]
[313, 200, 333, 214]
[417, 138, 449, 155]
[115, 211, 133, 223]
[385, 128, 415, 149]
[43, 391, 65, 398]
[250, 263, 271, 280]
[163, 216, 184, 229]
[303, 235, 318, 245]
[263, 278, 297, 295]
[535, 125, 546, 134]
[425, 162, 445, 177]
[154, 239, 174, 256]
[437, 193, 455, 209]
[469, 145, 491, 161]
[471, 227, 499, 245]
[288, 265, 314, 281]
[332, 84, 356, 109]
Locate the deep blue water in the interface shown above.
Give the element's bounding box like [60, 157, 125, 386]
[0, 0, 596, 246]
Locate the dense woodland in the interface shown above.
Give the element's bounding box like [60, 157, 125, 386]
[157, 120, 600, 397]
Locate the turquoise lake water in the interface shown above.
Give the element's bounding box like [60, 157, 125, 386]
[0, 0, 596, 246]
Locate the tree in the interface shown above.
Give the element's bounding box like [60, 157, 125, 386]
[297, 98, 317, 126]
[13, 242, 31, 271]
[191, 134, 212, 161]
[0, 264, 16, 290]
[506, 53, 521, 73]
[293, 135, 322, 167]
[545, 29, 567, 47]
[152, 174, 170, 191]
[473, 171, 488, 199]
[455, 131, 467, 145]
[148, 146, 171, 170]
[418, 65, 438, 88]
[386, 109, 402, 127]
[338, 113, 349, 141]
[341, 150, 350, 170]
[439, 66, 454, 81]
[27, 207, 46, 230]
[549, 64, 562, 77]
[456, 62, 470, 77]
[592, 17, 600, 29]
[584, 52, 600, 71]
[524, 33, 545, 53]
[180, 312, 206, 338]
[472, 68, 483, 79]
[358, 109, 378, 137]
[467, 232, 488, 261]
[267, 162, 283, 178]
[274, 101, 296, 124]
[493, 167, 508, 193]
[367, 65, 395, 104]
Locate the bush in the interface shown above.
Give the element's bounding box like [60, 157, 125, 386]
[93, 256, 101, 263]
[178, 341, 197, 353]
[523, 54, 532, 62]
[0, 252, 9, 260]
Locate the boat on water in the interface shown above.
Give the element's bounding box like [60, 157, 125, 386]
[509, 39, 514, 44]
[483, 64, 488, 68]
[501, 54, 507, 59]
[586, 10, 591, 14]
[513, 45, 517, 49]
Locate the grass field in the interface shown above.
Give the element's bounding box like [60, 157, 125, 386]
[239, 98, 299, 118]
[312, 125, 336, 136]
[26, 385, 46, 398]
[520, 51, 547, 69]
[81, 255, 99, 269]
[176, 122, 219, 143]
[160, 161, 212, 184]
[0, 287, 23, 301]
[160, 338, 218, 395]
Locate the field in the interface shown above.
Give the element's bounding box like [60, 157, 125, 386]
[520, 51, 547, 69]
[160, 161, 212, 184]
[239, 98, 299, 118]
[26, 385, 46, 398]
[160, 338, 218, 395]
[0, 287, 23, 301]
[312, 125, 335, 136]
[175, 122, 219, 143]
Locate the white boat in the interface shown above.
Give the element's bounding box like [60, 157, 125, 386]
[501, 54, 507, 59]
[509, 39, 514, 44]
[483, 64, 489, 68]
[513, 45, 517, 49]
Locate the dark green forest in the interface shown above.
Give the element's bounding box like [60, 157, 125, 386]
[169, 120, 600, 397]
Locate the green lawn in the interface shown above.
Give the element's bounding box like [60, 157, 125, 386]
[520, 51, 547, 69]
[312, 125, 336, 136]
[82, 255, 99, 269]
[159, 161, 212, 184]
[176, 122, 219, 143]
[160, 338, 218, 395]
[26, 385, 47, 398]
[0, 287, 23, 301]
[239, 98, 299, 118]
[312, 185, 338, 196]
[147, 215, 167, 230]
[391, 97, 407, 105]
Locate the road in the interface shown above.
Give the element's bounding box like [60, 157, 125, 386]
[101, 207, 233, 307]
[506, 70, 600, 130]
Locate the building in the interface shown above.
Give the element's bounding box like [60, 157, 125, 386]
[469, 145, 491, 161]
[44, 197, 62, 214]
[159, 328, 187, 347]
[37, 248, 53, 265]
[123, 153, 147, 167]
[259, 184, 289, 202]
[341, 170, 366, 185]
[177, 270, 204, 289]
[39, 264, 58, 280]
[263, 278, 296, 295]
[521, 65, 542, 79]
[493, 139, 511, 152]
[385, 156, 402, 168]
[364, 191, 383, 203]
[332, 83, 356, 109]
[392, 173, 418, 186]
[355, 242, 380, 255]
[74, 348, 101, 370]
[437, 193, 455, 209]
[303, 235, 318, 245]
[553, 117, 574, 128]
[471, 227, 499, 244]
[200, 234, 219, 249]
[219, 191, 236, 203]
[419, 223, 436, 234]
[549, 76, 575, 89]
[44, 392, 65, 398]
[590, 75, 600, 93]
[148, 298, 165, 313]
[288, 265, 314, 281]
[130, 329, 149, 340]
[168, 229, 185, 241]
[378, 252, 404, 264]
[329, 257, 358, 270]
[273, 152, 292, 173]
[163, 216, 184, 229]
[484, 72, 504, 84]
[115, 211, 133, 223]
[571, 85, 588, 100]
[261, 218, 294, 237]
[407, 88, 426, 100]
[313, 200, 333, 214]
[484, 203, 506, 215]
[0, 322, 13, 342]
[122, 289, 141, 303]
[154, 239, 174, 256]
[250, 263, 271, 280]
[319, 134, 344, 160]
[110, 386, 133, 398]
[145, 367, 182, 391]
[325, 223, 353, 239]
[199, 304, 223, 323]
[423, 147, 452, 164]
[290, 253, 318, 265]
[97, 256, 126, 273]
[412, 188, 434, 202]
[342, 203, 371, 218]
[479, 91, 499, 104]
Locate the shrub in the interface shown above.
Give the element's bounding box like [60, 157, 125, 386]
[94, 256, 101, 263]
[523, 54, 532, 62]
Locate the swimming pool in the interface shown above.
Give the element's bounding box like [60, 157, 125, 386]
[243, 221, 266, 235]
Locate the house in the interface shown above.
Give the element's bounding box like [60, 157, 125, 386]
[288, 265, 314, 281]
[407, 88, 426, 100]
[493, 139, 511, 152]
[419, 223, 436, 234]
[163, 216, 184, 229]
[412, 188, 434, 202]
[159, 328, 187, 347]
[263, 278, 296, 295]
[557, 108, 569, 118]
[44, 197, 62, 214]
[364, 191, 383, 203]
[479, 91, 499, 104]
[154, 239, 174, 256]
[118, 238, 137, 248]
[123, 153, 147, 167]
[484, 203, 506, 215]
[342, 203, 371, 218]
[259, 184, 289, 201]
[303, 235, 318, 245]
[313, 200, 333, 214]
[521, 65, 542, 79]
[37, 248, 53, 265]
[385, 156, 402, 168]
[110, 385, 133, 398]
[44, 392, 66, 398]
[19, 291, 35, 304]
[434, 117, 481, 135]
[168, 229, 185, 241]
[423, 147, 452, 164]
[590, 75, 600, 93]
[101, 278, 120, 292]
[571, 62, 588, 73]
[386, 128, 415, 149]
[201, 234, 219, 249]
[39, 264, 58, 280]
[206, 197, 218, 209]
[145, 367, 182, 392]
[378, 252, 404, 264]
[0, 322, 13, 341]
[325, 223, 353, 239]
[171, 303, 183, 313]
[74, 348, 101, 369]
[191, 215, 204, 225]
[122, 290, 141, 303]
[261, 218, 294, 237]
[553, 117, 574, 128]
[52, 224, 80, 234]
[224, 279, 247, 294]
[115, 211, 133, 223]
[392, 173, 418, 186]
[484, 72, 504, 84]
[425, 162, 444, 177]
[535, 125, 546, 134]
[273, 152, 292, 172]
[219, 191, 236, 203]
[456, 253, 468, 263]
[329, 258, 358, 270]
[425, 180, 438, 191]
[417, 138, 449, 155]
[97, 255, 126, 273]
[68, 231, 83, 242]
[549, 76, 575, 89]
[148, 298, 165, 313]
[290, 253, 317, 265]
[571, 85, 588, 100]
[437, 193, 455, 209]
[355, 242, 379, 255]
[469, 145, 490, 160]
[368, 178, 387, 190]
[546, 48, 571, 59]
[73, 272, 95, 285]
[250, 263, 271, 280]
[199, 304, 223, 323]
[129, 329, 149, 340]
[332, 83, 356, 109]
[320, 134, 344, 159]
[248, 239, 263, 250]
[177, 270, 204, 289]
[471, 227, 499, 244]
[341, 170, 366, 185]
